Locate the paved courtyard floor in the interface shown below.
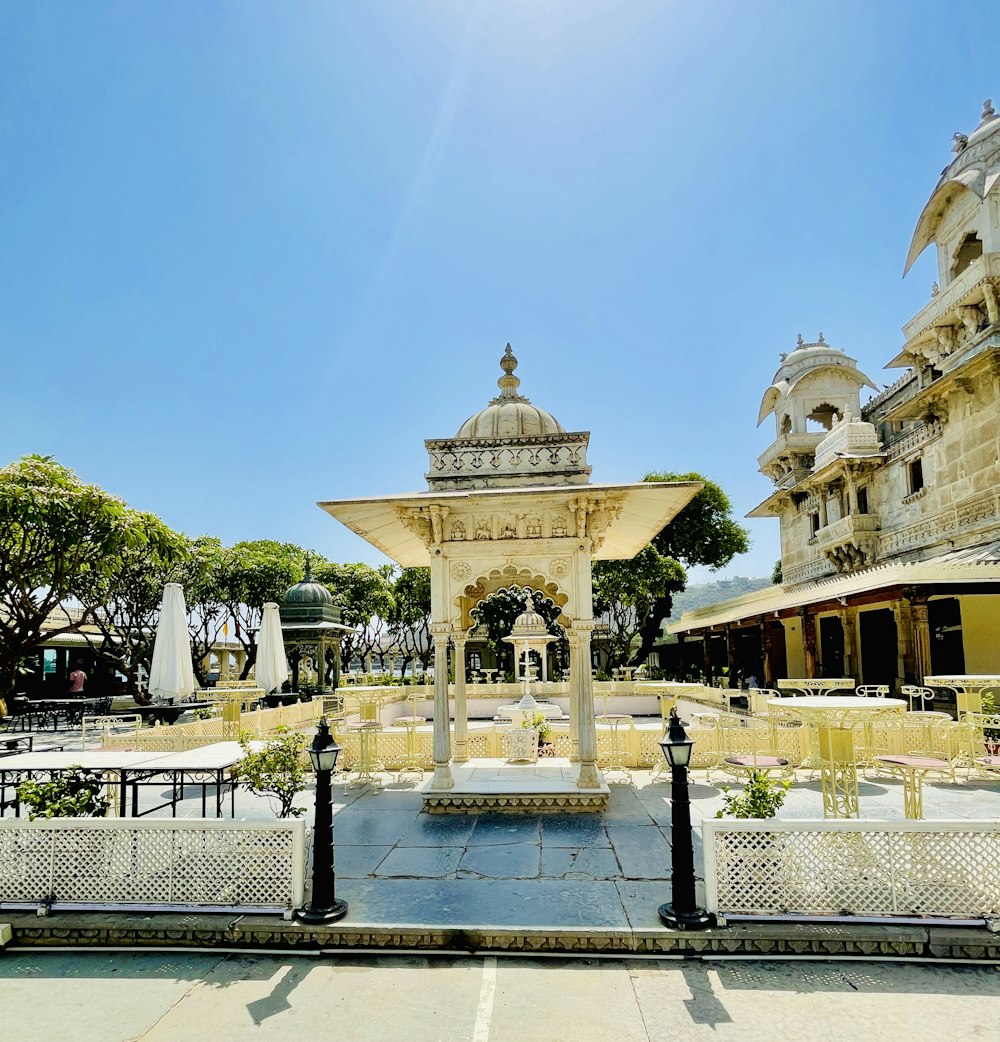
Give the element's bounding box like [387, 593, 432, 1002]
[2, 949, 999, 1042]
[9, 707, 1000, 931]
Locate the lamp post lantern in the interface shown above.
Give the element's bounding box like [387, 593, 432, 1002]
[296, 717, 348, 924]
[658, 708, 714, 931]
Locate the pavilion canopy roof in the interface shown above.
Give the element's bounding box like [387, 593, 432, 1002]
[318, 481, 702, 567]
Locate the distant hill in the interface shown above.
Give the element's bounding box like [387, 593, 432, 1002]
[667, 576, 772, 619]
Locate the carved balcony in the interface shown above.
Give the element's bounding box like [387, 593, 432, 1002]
[814, 513, 881, 573]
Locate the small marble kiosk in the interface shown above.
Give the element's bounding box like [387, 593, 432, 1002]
[319, 345, 701, 811]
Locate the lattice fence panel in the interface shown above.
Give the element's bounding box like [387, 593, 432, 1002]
[0, 820, 304, 912]
[705, 821, 1000, 920]
[466, 733, 491, 758]
[637, 730, 662, 768]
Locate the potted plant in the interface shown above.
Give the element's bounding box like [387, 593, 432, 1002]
[714, 770, 792, 909]
[520, 711, 553, 751]
[237, 727, 309, 818]
[980, 691, 1000, 754]
[715, 770, 791, 819]
[17, 767, 110, 820]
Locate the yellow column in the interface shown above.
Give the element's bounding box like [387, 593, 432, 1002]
[453, 636, 469, 763]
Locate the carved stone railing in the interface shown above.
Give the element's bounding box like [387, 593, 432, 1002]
[704, 819, 1000, 922]
[885, 419, 944, 461]
[903, 253, 1000, 343]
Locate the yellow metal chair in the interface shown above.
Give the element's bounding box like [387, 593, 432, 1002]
[961, 712, 1000, 779]
[854, 685, 889, 698]
[874, 715, 962, 818]
[715, 715, 792, 782]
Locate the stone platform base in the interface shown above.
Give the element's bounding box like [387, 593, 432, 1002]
[421, 758, 610, 814]
[6, 913, 999, 962]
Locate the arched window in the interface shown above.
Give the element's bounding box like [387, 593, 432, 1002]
[780, 414, 792, 435]
[952, 233, 983, 278]
[805, 403, 841, 432]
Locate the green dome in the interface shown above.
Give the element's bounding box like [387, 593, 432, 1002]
[283, 561, 333, 607]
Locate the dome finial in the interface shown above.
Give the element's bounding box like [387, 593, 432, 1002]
[303, 555, 313, 582]
[796, 333, 804, 348]
[817, 331, 826, 345]
[980, 98, 996, 125]
[497, 343, 522, 399]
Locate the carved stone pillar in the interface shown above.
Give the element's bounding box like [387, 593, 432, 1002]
[429, 624, 453, 790]
[983, 279, 999, 326]
[893, 600, 913, 686]
[452, 635, 469, 763]
[799, 608, 817, 677]
[846, 475, 859, 515]
[568, 631, 580, 762]
[906, 592, 931, 684]
[571, 625, 600, 788]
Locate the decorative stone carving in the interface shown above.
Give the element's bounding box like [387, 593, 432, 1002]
[475, 519, 491, 540]
[549, 558, 571, 580]
[450, 561, 472, 582]
[982, 280, 999, 325]
[449, 520, 466, 541]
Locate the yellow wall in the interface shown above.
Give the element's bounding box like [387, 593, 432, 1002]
[959, 595, 1000, 673]
[782, 617, 805, 677]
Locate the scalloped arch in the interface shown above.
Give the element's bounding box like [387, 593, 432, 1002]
[454, 564, 571, 632]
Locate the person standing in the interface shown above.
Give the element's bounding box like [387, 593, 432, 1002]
[68, 664, 87, 696]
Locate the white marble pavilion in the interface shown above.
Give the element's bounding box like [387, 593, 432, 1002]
[319, 345, 700, 808]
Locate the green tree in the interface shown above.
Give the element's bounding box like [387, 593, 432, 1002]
[592, 546, 685, 671]
[388, 567, 432, 677]
[471, 585, 565, 677]
[86, 527, 192, 698]
[315, 561, 395, 672]
[771, 558, 783, 584]
[180, 536, 229, 689]
[0, 455, 179, 699]
[216, 540, 309, 680]
[611, 471, 750, 668]
[237, 728, 308, 818]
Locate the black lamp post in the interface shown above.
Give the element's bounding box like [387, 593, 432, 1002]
[296, 717, 348, 924]
[658, 708, 714, 931]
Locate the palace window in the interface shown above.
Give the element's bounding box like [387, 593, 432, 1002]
[810, 512, 820, 537]
[951, 233, 983, 279]
[856, 487, 869, 515]
[908, 458, 925, 496]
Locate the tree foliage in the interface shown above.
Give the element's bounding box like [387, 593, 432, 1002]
[314, 560, 395, 670]
[217, 540, 307, 679]
[592, 546, 685, 670]
[598, 471, 750, 668]
[237, 728, 308, 818]
[471, 585, 565, 676]
[388, 567, 432, 676]
[86, 526, 192, 698]
[0, 455, 181, 699]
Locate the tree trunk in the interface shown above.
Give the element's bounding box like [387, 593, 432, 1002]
[629, 595, 674, 667]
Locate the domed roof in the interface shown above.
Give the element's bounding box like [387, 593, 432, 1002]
[757, 333, 878, 426]
[283, 560, 333, 607]
[507, 592, 550, 638]
[905, 98, 1000, 273]
[455, 345, 566, 439]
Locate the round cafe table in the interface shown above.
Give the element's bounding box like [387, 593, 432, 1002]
[768, 696, 907, 818]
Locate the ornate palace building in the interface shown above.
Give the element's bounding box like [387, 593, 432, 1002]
[670, 99, 1000, 689]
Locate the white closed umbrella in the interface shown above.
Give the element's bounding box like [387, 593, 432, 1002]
[148, 583, 196, 704]
[255, 601, 289, 694]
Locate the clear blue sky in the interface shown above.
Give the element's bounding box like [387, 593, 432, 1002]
[0, 2, 990, 581]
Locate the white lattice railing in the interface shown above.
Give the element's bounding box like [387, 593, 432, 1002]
[0, 819, 305, 914]
[703, 819, 1000, 922]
